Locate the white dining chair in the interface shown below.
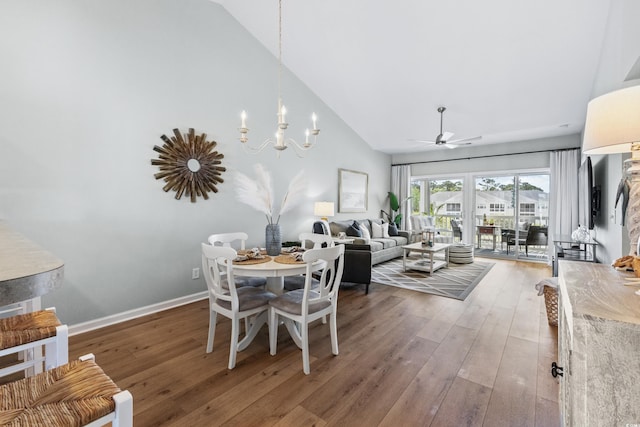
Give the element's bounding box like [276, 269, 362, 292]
[201, 243, 276, 369]
[208, 232, 267, 288]
[269, 244, 345, 375]
[283, 233, 334, 291]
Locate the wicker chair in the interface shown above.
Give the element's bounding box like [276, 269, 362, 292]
[0, 353, 132, 426]
[0, 308, 68, 379]
[450, 218, 463, 241]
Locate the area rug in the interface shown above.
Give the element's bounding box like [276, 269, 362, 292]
[371, 257, 494, 300]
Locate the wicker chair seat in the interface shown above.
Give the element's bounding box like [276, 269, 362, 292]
[0, 358, 122, 426]
[0, 310, 62, 351]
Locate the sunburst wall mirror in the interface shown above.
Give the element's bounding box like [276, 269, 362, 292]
[151, 128, 226, 202]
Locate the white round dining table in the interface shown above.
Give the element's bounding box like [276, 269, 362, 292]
[222, 257, 325, 295]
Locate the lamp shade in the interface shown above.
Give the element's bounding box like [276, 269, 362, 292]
[583, 85, 640, 155]
[314, 202, 334, 218]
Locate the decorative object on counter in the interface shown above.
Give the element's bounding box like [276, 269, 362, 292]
[151, 128, 225, 202]
[238, 0, 319, 157]
[582, 85, 640, 254]
[612, 254, 640, 277]
[234, 164, 307, 256]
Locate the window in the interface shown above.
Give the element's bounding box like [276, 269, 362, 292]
[489, 203, 505, 212]
[446, 203, 461, 213]
[520, 203, 535, 216]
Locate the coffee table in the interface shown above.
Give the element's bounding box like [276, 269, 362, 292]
[402, 242, 451, 274]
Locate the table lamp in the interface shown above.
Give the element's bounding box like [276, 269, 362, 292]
[583, 85, 640, 254]
[314, 202, 335, 221]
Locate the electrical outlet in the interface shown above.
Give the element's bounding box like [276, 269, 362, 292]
[192, 267, 200, 280]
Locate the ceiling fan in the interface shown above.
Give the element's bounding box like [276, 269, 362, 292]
[409, 106, 482, 149]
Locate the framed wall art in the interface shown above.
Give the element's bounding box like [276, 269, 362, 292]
[338, 168, 368, 213]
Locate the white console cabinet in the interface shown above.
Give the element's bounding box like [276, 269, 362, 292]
[557, 261, 640, 426]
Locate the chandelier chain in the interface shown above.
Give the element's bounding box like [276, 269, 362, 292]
[237, 0, 319, 156]
[278, 0, 282, 103]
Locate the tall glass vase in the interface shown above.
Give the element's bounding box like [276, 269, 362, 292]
[265, 224, 282, 256]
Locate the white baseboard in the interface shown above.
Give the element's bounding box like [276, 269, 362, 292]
[68, 291, 208, 336]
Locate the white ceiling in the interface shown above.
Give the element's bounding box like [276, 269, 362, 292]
[214, 0, 613, 154]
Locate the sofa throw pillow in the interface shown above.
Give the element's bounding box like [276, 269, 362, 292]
[388, 222, 399, 236]
[382, 222, 390, 238]
[346, 221, 362, 237]
[359, 223, 371, 240]
[371, 221, 383, 238]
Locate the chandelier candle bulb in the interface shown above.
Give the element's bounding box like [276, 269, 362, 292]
[241, 110, 247, 128]
[305, 129, 310, 145]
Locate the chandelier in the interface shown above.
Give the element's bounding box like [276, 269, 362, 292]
[238, 0, 319, 156]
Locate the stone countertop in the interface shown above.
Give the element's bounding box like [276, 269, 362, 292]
[0, 221, 64, 305]
[558, 260, 640, 326]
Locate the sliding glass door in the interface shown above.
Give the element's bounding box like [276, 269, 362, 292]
[474, 173, 550, 260]
[413, 171, 550, 262]
[517, 173, 550, 260]
[475, 176, 517, 256]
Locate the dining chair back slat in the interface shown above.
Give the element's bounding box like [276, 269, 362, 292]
[207, 232, 266, 289]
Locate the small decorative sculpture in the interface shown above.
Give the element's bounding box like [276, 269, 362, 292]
[151, 128, 225, 202]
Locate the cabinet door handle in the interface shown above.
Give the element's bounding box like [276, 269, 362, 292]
[551, 361, 564, 377]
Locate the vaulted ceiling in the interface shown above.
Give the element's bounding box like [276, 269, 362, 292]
[214, 0, 613, 154]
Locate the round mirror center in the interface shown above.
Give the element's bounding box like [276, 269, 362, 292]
[187, 158, 201, 172]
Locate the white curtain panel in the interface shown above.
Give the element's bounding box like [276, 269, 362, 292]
[391, 165, 411, 230]
[549, 149, 580, 262]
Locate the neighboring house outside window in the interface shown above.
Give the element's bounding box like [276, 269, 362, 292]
[446, 203, 461, 213]
[489, 203, 505, 212]
[520, 203, 535, 216]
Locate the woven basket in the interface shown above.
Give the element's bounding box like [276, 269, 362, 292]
[543, 285, 558, 326]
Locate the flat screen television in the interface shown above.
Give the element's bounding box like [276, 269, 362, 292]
[578, 156, 600, 230]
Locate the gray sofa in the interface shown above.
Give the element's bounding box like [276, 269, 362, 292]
[313, 219, 410, 293]
[330, 219, 410, 264]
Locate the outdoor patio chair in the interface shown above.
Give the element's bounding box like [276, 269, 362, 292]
[525, 225, 548, 256]
[450, 218, 462, 241]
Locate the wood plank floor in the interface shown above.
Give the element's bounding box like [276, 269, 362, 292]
[69, 258, 559, 426]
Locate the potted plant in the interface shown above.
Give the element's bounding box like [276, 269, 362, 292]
[381, 191, 412, 226]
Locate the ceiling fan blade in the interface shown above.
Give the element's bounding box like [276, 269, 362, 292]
[442, 131, 455, 141]
[407, 139, 436, 144]
[448, 136, 482, 145]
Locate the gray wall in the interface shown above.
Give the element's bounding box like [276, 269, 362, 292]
[0, 0, 390, 325]
[585, 0, 640, 262]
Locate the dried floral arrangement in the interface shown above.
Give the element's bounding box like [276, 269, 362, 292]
[234, 164, 307, 225]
